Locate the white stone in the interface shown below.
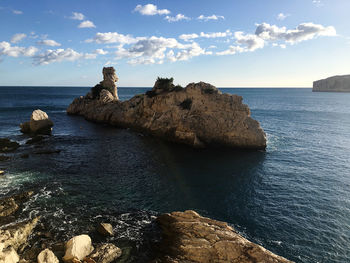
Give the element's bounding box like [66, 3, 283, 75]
[63, 234, 94, 262]
[0, 245, 19, 263]
[29, 110, 54, 133]
[37, 249, 59, 263]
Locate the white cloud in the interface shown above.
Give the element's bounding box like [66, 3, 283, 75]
[13, 10, 23, 15]
[234, 32, 265, 51]
[165, 14, 190, 22]
[11, 33, 27, 44]
[95, 49, 108, 55]
[70, 12, 85, 20]
[33, 48, 96, 65]
[179, 30, 231, 41]
[78, 20, 96, 28]
[36, 39, 61, 46]
[216, 46, 245, 56]
[179, 33, 199, 41]
[111, 36, 210, 65]
[86, 32, 137, 44]
[0, 41, 38, 58]
[312, 0, 323, 6]
[197, 15, 224, 21]
[134, 4, 170, 16]
[255, 22, 336, 43]
[277, 13, 289, 21]
[208, 45, 217, 49]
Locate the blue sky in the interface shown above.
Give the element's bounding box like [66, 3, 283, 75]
[0, 0, 349, 87]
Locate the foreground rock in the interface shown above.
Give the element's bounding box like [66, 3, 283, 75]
[0, 244, 19, 263]
[97, 223, 113, 237]
[20, 110, 54, 135]
[63, 235, 94, 262]
[0, 191, 34, 225]
[37, 249, 59, 263]
[154, 210, 292, 263]
[87, 243, 122, 263]
[313, 75, 350, 92]
[67, 71, 267, 149]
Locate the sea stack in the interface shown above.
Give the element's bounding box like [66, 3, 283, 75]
[313, 75, 350, 92]
[20, 109, 54, 135]
[67, 67, 267, 149]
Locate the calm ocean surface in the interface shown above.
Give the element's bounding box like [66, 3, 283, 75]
[0, 86, 350, 262]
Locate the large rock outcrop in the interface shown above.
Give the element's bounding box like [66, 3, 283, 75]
[153, 210, 292, 263]
[20, 109, 54, 135]
[67, 72, 267, 149]
[313, 75, 350, 92]
[63, 234, 94, 262]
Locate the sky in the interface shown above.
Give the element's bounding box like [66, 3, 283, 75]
[0, 0, 349, 87]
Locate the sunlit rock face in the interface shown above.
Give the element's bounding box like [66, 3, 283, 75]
[154, 210, 293, 263]
[313, 75, 350, 92]
[100, 67, 119, 99]
[67, 71, 267, 150]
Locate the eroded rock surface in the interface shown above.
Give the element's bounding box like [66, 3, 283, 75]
[153, 210, 292, 263]
[67, 74, 266, 149]
[87, 243, 122, 263]
[313, 75, 350, 92]
[37, 249, 59, 263]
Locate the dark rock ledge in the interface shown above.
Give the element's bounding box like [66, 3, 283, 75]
[67, 68, 267, 150]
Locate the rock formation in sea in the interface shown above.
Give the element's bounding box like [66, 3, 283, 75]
[20, 109, 54, 135]
[67, 68, 267, 149]
[153, 210, 292, 263]
[313, 75, 350, 92]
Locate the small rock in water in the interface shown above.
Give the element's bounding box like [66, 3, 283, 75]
[25, 135, 44, 144]
[87, 243, 122, 263]
[0, 155, 10, 162]
[20, 109, 54, 135]
[0, 170, 4, 175]
[63, 235, 94, 262]
[33, 149, 61, 155]
[0, 138, 20, 153]
[37, 249, 59, 263]
[97, 223, 114, 237]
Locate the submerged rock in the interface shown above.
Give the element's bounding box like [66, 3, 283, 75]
[20, 110, 54, 135]
[37, 249, 59, 263]
[0, 138, 20, 153]
[97, 223, 113, 237]
[313, 75, 350, 92]
[87, 243, 122, 263]
[67, 70, 267, 149]
[63, 235, 94, 262]
[154, 210, 292, 263]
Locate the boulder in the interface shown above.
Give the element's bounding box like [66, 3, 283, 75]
[0, 244, 19, 263]
[63, 235, 94, 262]
[0, 138, 20, 153]
[313, 75, 350, 92]
[87, 243, 122, 263]
[37, 249, 59, 263]
[20, 110, 54, 135]
[97, 223, 113, 237]
[154, 210, 293, 263]
[67, 72, 267, 150]
[0, 217, 39, 250]
[0, 170, 4, 176]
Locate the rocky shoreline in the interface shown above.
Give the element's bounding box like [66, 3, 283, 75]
[67, 67, 267, 150]
[313, 74, 350, 92]
[0, 191, 293, 263]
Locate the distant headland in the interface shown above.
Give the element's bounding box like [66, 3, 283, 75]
[313, 75, 350, 92]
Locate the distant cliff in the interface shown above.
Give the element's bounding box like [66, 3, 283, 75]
[313, 75, 350, 92]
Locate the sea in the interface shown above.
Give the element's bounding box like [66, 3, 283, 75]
[0, 86, 350, 263]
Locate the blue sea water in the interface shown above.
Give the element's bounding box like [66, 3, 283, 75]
[0, 86, 350, 262]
